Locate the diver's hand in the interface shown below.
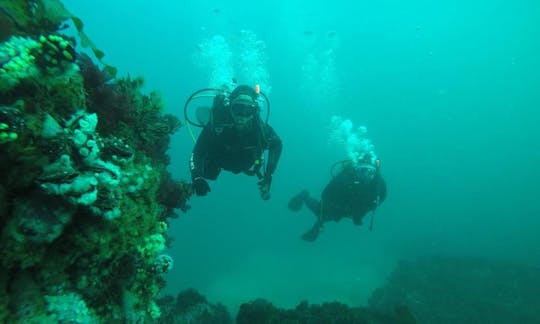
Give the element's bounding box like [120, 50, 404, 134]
[257, 174, 272, 200]
[192, 177, 210, 196]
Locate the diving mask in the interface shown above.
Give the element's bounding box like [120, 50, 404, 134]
[230, 94, 257, 126]
[355, 163, 377, 182]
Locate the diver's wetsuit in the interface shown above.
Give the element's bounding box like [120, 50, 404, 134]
[190, 95, 282, 182]
[293, 164, 387, 241]
[190, 122, 282, 180]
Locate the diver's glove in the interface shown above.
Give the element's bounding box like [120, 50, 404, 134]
[257, 174, 272, 200]
[192, 177, 210, 196]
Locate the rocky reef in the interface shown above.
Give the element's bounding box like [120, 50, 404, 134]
[157, 288, 233, 324]
[0, 1, 191, 322]
[157, 288, 416, 324]
[235, 298, 416, 324]
[158, 255, 540, 324]
[369, 255, 540, 324]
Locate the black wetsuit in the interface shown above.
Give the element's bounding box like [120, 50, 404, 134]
[294, 163, 387, 241]
[320, 166, 387, 224]
[190, 95, 282, 182]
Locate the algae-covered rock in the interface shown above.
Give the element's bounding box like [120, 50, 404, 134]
[0, 1, 191, 322]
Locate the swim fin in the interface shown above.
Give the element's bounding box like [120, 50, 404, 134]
[301, 225, 320, 242]
[288, 190, 309, 211]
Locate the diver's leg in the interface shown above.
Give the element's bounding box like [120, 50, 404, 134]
[288, 190, 310, 211]
[303, 195, 322, 217]
[300, 195, 325, 242]
[289, 191, 325, 241]
[302, 199, 348, 241]
[301, 219, 323, 242]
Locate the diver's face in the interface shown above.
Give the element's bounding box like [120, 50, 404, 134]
[231, 102, 256, 129]
[356, 164, 376, 182]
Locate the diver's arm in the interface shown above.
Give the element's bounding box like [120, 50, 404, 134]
[256, 124, 282, 200]
[263, 124, 283, 177]
[190, 127, 214, 180]
[376, 173, 387, 204]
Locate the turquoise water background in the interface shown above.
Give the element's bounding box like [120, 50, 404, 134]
[63, 0, 540, 312]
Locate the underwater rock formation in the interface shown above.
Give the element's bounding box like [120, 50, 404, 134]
[157, 288, 232, 324]
[369, 255, 540, 324]
[235, 298, 416, 324]
[156, 288, 417, 324]
[0, 1, 191, 322]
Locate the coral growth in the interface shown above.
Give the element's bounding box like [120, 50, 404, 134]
[79, 55, 181, 164]
[0, 1, 191, 322]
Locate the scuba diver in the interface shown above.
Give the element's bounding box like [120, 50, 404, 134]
[288, 156, 387, 241]
[185, 84, 282, 200]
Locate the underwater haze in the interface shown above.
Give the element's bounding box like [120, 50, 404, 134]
[64, 0, 540, 312]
